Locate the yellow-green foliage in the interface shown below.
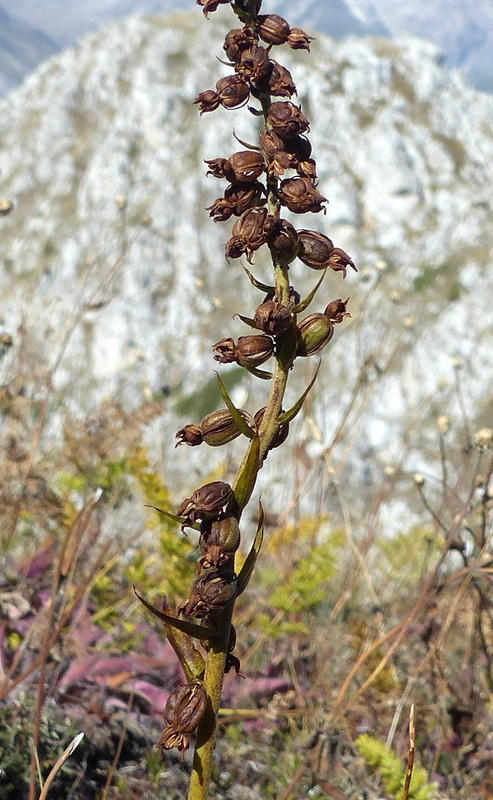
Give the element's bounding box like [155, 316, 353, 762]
[127, 447, 195, 600]
[258, 521, 344, 636]
[355, 734, 435, 800]
[376, 526, 440, 591]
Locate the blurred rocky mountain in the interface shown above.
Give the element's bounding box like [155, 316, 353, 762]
[0, 12, 492, 513]
[4, 0, 493, 96]
[0, 8, 57, 95]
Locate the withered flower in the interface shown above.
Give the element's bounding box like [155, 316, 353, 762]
[265, 61, 297, 97]
[205, 151, 265, 183]
[177, 480, 233, 528]
[216, 75, 250, 109]
[259, 128, 293, 177]
[296, 313, 334, 357]
[278, 176, 327, 214]
[226, 207, 276, 262]
[254, 406, 290, 450]
[268, 218, 300, 265]
[175, 424, 203, 447]
[194, 89, 220, 114]
[159, 682, 207, 754]
[212, 337, 236, 364]
[266, 101, 310, 140]
[328, 247, 357, 277]
[256, 14, 291, 46]
[297, 229, 334, 269]
[207, 181, 264, 221]
[223, 27, 257, 63]
[325, 297, 351, 324]
[237, 44, 272, 85]
[179, 569, 238, 618]
[254, 299, 291, 336]
[287, 27, 314, 51]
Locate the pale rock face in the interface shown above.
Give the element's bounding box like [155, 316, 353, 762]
[0, 13, 492, 512]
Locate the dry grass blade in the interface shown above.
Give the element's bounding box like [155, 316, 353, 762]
[402, 703, 415, 800]
[37, 733, 84, 800]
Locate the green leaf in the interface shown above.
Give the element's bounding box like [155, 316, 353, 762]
[278, 362, 321, 424]
[231, 435, 261, 513]
[134, 587, 216, 639]
[237, 503, 264, 596]
[145, 504, 200, 532]
[215, 372, 255, 439]
[243, 266, 273, 294]
[292, 269, 327, 313]
[245, 365, 272, 380]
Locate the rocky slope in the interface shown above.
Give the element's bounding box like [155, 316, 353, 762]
[0, 8, 56, 95]
[0, 12, 492, 512]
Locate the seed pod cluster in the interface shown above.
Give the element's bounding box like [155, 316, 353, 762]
[156, 0, 358, 761]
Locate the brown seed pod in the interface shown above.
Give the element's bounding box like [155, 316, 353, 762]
[159, 682, 208, 754]
[237, 44, 272, 84]
[296, 313, 335, 357]
[200, 408, 253, 446]
[278, 176, 327, 214]
[255, 14, 291, 46]
[297, 229, 334, 269]
[179, 569, 238, 618]
[268, 218, 300, 266]
[223, 26, 257, 62]
[177, 480, 233, 527]
[207, 181, 264, 222]
[235, 334, 275, 368]
[199, 515, 241, 569]
[216, 75, 250, 110]
[253, 299, 292, 336]
[287, 27, 314, 51]
[266, 102, 310, 140]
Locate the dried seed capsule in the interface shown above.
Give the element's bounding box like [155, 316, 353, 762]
[325, 297, 351, 324]
[200, 408, 252, 446]
[254, 299, 291, 336]
[267, 102, 309, 140]
[175, 424, 203, 447]
[266, 61, 297, 97]
[179, 569, 238, 618]
[159, 682, 207, 754]
[328, 247, 357, 277]
[194, 89, 220, 114]
[228, 207, 276, 262]
[235, 334, 274, 368]
[296, 313, 334, 357]
[177, 480, 233, 527]
[199, 515, 241, 568]
[256, 14, 291, 46]
[223, 27, 257, 62]
[237, 45, 272, 84]
[216, 75, 250, 109]
[268, 218, 300, 266]
[297, 229, 334, 269]
[254, 406, 290, 450]
[278, 176, 327, 214]
[207, 182, 264, 222]
[287, 27, 314, 51]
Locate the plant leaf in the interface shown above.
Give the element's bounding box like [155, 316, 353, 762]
[278, 362, 321, 424]
[231, 435, 261, 513]
[243, 266, 273, 294]
[292, 269, 327, 314]
[245, 365, 272, 380]
[159, 596, 205, 681]
[134, 587, 216, 639]
[145, 504, 200, 532]
[237, 502, 264, 596]
[215, 372, 256, 439]
[236, 314, 259, 330]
